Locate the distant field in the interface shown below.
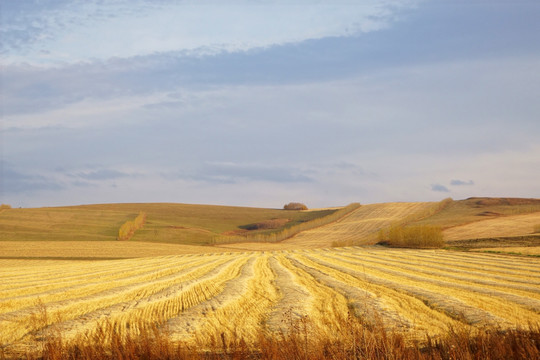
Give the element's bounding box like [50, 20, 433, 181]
[220, 202, 437, 251]
[0, 240, 236, 260]
[413, 197, 540, 229]
[475, 247, 540, 256]
[286, 201, 436, 247]
[0, 203, 334, 246]
[1, 247, 538, 355]
[443, 212, 540, 241]
[2, 198, 540, 358]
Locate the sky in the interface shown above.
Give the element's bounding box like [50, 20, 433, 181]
[1, 0, 539, 209]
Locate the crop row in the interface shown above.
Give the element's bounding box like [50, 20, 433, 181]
[1, 247, 539, 352]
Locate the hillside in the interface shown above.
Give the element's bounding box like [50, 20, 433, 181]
[1, 198, 540, 258]
[0, 203, 334, 246]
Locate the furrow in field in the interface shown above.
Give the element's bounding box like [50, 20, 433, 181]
[303, 252, 502, 327]
[0, 256, 234, 346]
[316, 251, 540, 325]
[0, 256, 189, 293]
[408, 251, 540, 274]
[23, 255, 250, 346]
[0, 256, 173, 281]
[351, 247, 540, 279]
[290, 253, 470, 335]
[0, 256, 219, 317]
[273, 254, 354, 339]
[352, 248, 540, 285]
[332, 250, 540, 297]
[192, 254, 280, 344]
[0, 257, 206, 311]
[285, 254, 409, 330]
[164, 254, 258, 340]
[265, 255, 312, 332]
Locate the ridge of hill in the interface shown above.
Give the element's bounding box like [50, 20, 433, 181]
[0, 202, 335, 245]
[1, 198, 539, 258]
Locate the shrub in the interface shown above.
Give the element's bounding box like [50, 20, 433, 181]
[117, 212, 147, 241]
[283, 202, 308, 210]
[241, 218, 290, 230]
[378, 224, 444, 248]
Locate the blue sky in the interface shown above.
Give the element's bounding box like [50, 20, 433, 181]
[1, 0, 539, 208]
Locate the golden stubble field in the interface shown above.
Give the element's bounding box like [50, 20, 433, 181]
[1, 198, 540, 357]
[1, 247, 539, 354]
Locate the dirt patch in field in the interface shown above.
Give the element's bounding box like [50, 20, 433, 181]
[240, 218, 290, 230]
[476, 211, 503, 217]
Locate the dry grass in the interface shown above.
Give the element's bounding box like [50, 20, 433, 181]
[0, 240, 234, 259]
[474, 247, 540, 256]
[378, 224, 444, 248]
[0, 203, 332, 246]
[291, 201, 437, 248]
[2, 247, 539, 356]
[443, 212, 540, 242]
[413, 197, 540, 230]
[4, 314, 539, 360]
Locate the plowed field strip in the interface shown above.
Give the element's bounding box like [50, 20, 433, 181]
[266, 256, 312, 332]
[302, 253, 501, 327]
[333, 251, 540, 296]
[315, 252, 540, 324]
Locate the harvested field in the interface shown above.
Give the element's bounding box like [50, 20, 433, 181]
[475, 247, 540, 256]
[443, 212, 540, 241]
[1, 247, 539, 356]
[0, 240, 233, 259]
[281, 202, 435, 247]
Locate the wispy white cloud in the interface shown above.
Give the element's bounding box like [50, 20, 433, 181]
[1, 0, 420, 65]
